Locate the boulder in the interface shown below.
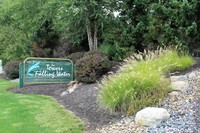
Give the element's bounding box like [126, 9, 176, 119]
[171, 81, 189, 91]
[135, 107, 170, 127]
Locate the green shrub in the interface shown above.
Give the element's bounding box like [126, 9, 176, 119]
[4, 61, 21, 79]
[99, 44, 115, 60]
[99, 44, 135, 61]
[97, 49, 194, 115]
[75, 50, 110, 83]
[66, 52, 85, 64]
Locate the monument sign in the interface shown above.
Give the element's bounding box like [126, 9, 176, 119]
[19, 57, 73, 88]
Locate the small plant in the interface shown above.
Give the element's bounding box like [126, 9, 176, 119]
[99, 44, 115, 60]
[4, 61, 21, 79]
[97, 48, 195, 115]
[75, 50, 110, 83]
[99, 43, 134, 61]
[66, 52, 85, 64]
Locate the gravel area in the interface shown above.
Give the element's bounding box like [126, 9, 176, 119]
[7, 57, 200, 132]
[95, 69, 200, 133]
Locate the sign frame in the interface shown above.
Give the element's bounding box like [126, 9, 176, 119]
[19, 57, 74, 88]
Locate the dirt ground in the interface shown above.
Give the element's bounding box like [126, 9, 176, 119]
[6, 57, 200, 131]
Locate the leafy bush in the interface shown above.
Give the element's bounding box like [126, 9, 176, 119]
[99, 44, 115, 60]
[53, 39, 85, 58]
[99, 44, 135, 61]
[97, 49, 195, 115]
[75, 50, 110, 83]
[66, 52, 85, 64]
[4, 61, 21, 79]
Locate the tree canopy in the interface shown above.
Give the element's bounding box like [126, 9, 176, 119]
[0, 0, 199, 63]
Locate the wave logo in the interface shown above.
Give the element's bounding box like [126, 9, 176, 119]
[26, 61, 40, 76]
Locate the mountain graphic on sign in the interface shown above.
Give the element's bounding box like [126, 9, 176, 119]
[27, 61, 40, 76]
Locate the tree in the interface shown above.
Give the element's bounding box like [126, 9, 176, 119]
[102, 0, 157, 52]
[50, 0, 111, 51]
[145, 0, 198, 52]
[0, 0, 60, 62]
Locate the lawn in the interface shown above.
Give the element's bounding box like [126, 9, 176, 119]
[0, 78, 83, 133]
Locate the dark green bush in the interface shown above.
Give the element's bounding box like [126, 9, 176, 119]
[99, 44, 116, 60]
[75, 50, 110, 83]
[99, 44, 135, 61]
[4, 61, 21, 79]
[66, 52, 85, 64]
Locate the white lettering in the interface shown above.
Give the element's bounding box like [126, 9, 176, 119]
[56, 71, 71, 77]
[35, 70, 55, 78]
[46, 64, 63, 71]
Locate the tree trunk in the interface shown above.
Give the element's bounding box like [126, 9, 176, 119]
[93, 21, 98, 50]
[86, 19, 98, 51]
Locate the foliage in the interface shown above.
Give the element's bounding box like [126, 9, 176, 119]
[102, 0, 153, 52]
[66, 52, 85, 64]
[0, 26, 31, 64]
[97, 49, 194, 115]
[0, 0, 200, 64]
[53, 39, 86, 58]
[0, 0, 48, 62]
[99, 44, 115, 60]
[42, 0, 113, 50]
[0, 78, 83, 132]
[144, 0, 200, 55]
[32, 20, 59, 57]
[4, 61, 21, 79]
[99, 43, 135, 61]
[75, 50, 110, 83]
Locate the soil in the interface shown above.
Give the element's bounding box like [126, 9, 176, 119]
[4, 57, 200, 132]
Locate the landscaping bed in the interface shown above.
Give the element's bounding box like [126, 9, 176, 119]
[7, 56, 199, 132]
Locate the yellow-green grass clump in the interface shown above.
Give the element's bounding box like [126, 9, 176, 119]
[97, 50, 195, 115]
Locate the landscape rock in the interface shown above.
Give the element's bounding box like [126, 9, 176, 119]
[61, 81, 80, 96]
[135, 107, 170, 127]
[188, 72, 196, 79]
[171, 81, 189, 91]
[170, 75, 187, 82]
[168, 91, 179, 97]
[61, 91, 68, 97]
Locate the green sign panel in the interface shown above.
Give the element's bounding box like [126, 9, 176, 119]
[19, 57, 73, 88]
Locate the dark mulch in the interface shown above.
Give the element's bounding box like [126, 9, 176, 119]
[5, 57, 200, 131]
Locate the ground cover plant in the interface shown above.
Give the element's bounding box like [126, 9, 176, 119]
[4, 61, 21, 79]
[0, 78, 83, 133]
[98, 49, 195, 115]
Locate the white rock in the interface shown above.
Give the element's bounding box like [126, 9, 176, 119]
[168, 91, 179, 96]
[188, 72, 196, 79]
[61, 91, 68, 97]
[171, 81, 189, 91]
[135, 107, 170, 127]
[170, 76, 187, 82]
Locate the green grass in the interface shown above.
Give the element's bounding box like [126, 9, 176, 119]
[0, 78, 83, 133]
[98, 50, 195, 115]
